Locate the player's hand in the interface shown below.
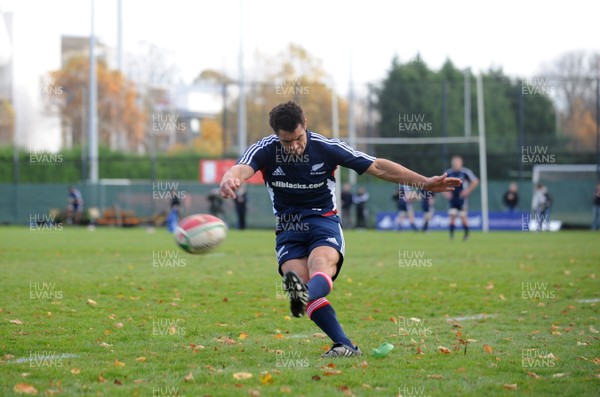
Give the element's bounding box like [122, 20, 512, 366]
[460, 190, 469, 198]
[424, 173, 462, 193]
[220, 177, 241, 199]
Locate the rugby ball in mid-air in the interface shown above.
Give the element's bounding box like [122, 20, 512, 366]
[174, 214, 227, 254]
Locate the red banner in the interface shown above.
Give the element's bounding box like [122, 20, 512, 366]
[199, 159, 264, 185]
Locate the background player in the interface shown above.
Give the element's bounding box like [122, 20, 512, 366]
[419, 188, 434, 231]
[444, 156, 479, 240]
[219, 101, 461, 358]
[66, 186, 84, 225]
[393, 184, 417, 231]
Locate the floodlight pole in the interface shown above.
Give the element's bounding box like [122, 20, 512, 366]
[237, 0, 246, 156]
[348, 48, 356, 186]
[476, 72, 489, 232]
[88, 0, 98, 183]
[331, 82, 342, 216]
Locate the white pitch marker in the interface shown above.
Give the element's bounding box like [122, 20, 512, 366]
[577, 298, 600, 304]
[10, 353, 78, 364]
[446, 313, 497, 322]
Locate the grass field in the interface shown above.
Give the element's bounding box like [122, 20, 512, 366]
[1, 226, 599, 396]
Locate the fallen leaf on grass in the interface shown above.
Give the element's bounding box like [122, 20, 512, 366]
[98, 373, 106, 383]
[114, 379, 122, 385]
[527, 372, 541, 379]
[114, 359, 125, 367]
[233, 372, 253, 380]
[427, 374, 443, 379]
[503, 383, 517, 390]
[438, 346, 451, 354]
[86, 299, 97, 306]
[239, 332, 249, 340]
[184, 372, 194, 382]
[590, 326, 599, 334]
[135, 357, 146, 362]
[483, 344, 493, 354]
[215, 336, 237, 345]
[274, 333, 284, 339]
[98, 341, 111, 348]
[280, 386, 292, 393]
[593, 358, 600, 365]
[577, 341, 590, 346]
[259, 372, 273, 385]
[13, 383, 38, 395]
[485, 281, 494, 290]
[10, 319, 24, 325]
[114, 322, 124, 329]
[312, 333, 327, 338]
[552, 373, 567, 378]
[249, 390, 260, 397]
[70, 368, 80, 375]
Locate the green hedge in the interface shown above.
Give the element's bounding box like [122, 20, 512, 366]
[0, 146, 225, 183]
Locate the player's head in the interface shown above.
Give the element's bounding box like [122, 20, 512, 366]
[451, 155, 463, 170]
[509, 182, 518, 192]
[269, 101, 307, 155]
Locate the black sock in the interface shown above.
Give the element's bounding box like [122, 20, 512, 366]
[464, 225, 469, 238]
[450, 224, 455, 237]
[423, 220, 429, 231]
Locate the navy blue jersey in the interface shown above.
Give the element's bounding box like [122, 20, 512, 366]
[444, 167, 478, 201]
[237, 130, 375, 217]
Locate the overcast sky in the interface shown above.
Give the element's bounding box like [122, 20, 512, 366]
[2, 0, 599, 86]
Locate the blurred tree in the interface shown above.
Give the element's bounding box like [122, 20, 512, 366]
[194, 118, 223, 155]
[51, 56, 145, 151]
[0, 99, 14, 145]
[544, 50, 600, 151]
[198, 43, 349, 154]
[376, 56, 557, 178]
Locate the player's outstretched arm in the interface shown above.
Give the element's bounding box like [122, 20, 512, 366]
[365, 158, 462, 193]
[219, 164, 255, 199]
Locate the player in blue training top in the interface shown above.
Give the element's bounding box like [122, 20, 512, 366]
[443, 155, 479, 240]
[219, 101, 461, 358]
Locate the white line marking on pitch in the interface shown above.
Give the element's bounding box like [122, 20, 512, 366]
[446, 314, 497, 322]
[10, 353, 78, 364]
[577, 298, 600, 303]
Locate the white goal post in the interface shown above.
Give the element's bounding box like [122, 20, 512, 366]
[339, 73, 490, 231]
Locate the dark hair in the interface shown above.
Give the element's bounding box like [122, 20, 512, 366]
[269, 101, 305, 134]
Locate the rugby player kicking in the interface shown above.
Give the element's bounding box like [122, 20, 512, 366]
[220, 101, 461, 358]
